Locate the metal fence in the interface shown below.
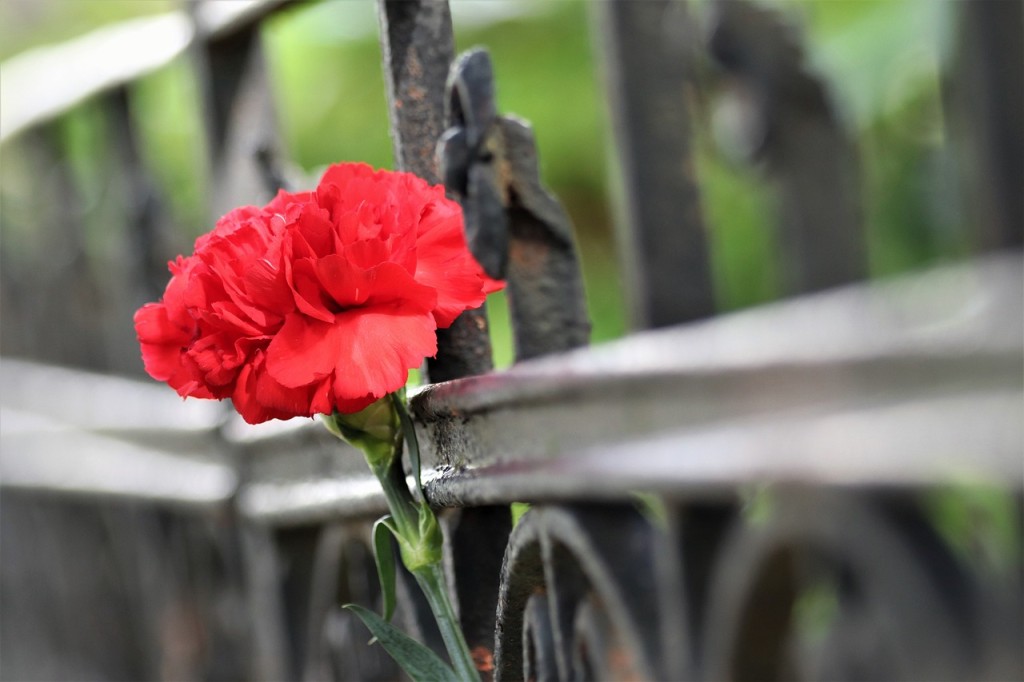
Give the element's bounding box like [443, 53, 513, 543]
[1, 0, 1021, 680]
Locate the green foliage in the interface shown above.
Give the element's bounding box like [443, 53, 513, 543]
[262, 2, 392, 173]
[695, 143, 781, 311]
[372, 516, 399, 623]
[510, 502, 531, 526]
[392, 390, 424, 494]
[925, 485, 1022, 577]
[343, 604, 459, 682]
[129, 61, 208, 239]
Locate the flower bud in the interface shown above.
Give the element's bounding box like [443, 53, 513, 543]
[321, 396, 401, 470]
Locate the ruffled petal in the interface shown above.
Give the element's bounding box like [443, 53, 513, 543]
[264, 313, 336, 388]
[316, 255, 436, 312]
[136, 162, 505, 422]
[232, 353, 291, 424]
[329, 306, 438, 400]
[134, 302, 191, 346]
[264, 305, 437, 401]
[413, 218, 496, 328]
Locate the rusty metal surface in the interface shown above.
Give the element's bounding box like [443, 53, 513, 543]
[491, 492, 1021, 681]
[413, 252, 1022, 506]
[697, 491, 1019, 681]
[0, 363, 233, 509]
[0, 358, 222, 436]
[6, 254, 1016, 518]
[445, 506, 513, 680]
[594, 0, 715, 329]
[0, 127, 114, 372]
[105, 88, 176, 304]
[1, 492, 254, 681]
[0, 416, 234, 508]
[4, 1, 1023, 679]
[377, 0, 495, 384]
[493, 505, 670, 681]
[377, 0, 453, 184]
[439, 49, 590, 361]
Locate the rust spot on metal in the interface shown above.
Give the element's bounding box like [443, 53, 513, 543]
[605, 643, 641, 681]
[509, 237, 549, 273]
[407, 53, 424, 80]
[472, 645, 495, 672]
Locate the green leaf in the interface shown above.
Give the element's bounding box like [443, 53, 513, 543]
[343, 603, 460, 682]
[372, 516, 398, 622]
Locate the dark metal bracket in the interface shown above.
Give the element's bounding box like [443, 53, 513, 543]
[438, 48, 591, 362]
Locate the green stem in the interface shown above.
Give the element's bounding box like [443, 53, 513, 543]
[370, 451, 419, 539]
[414, 563, 479, 682]
[366, 444, 477, 680]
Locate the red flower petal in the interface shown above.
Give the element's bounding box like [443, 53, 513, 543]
[232, 353, 292, 424]
[413, 214, 494, 328]
[135, 162, 505, 421]
[134, 302, 191, 346]
[265, 305, 437, 400]
[135, 293, 216, 400]
[315, 255, 436, 312]
[329, 307, 438, 400]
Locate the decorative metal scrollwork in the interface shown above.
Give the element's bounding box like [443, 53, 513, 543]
[438, 48, 591, 362]
[281, 524, 402, 682]
[493, 505, 678, 681]
[698, 490, 987, 682]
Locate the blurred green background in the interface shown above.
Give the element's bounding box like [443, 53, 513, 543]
[0, 0, 969, 369]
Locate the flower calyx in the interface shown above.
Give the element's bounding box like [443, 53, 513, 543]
[398, 503, 444, 573]
[321, 395, 401, 471]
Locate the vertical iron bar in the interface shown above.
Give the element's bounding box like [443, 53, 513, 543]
[188, 9, 282, 220]
[446, 507, 513, 680]
[595, 0, 715, 330]
[377, 0, 494, 383]
[951, 0, 1023, 250]
[105, 87, 167, 299]
[377, 0, 453, 184]
[671, 502, 737, 678]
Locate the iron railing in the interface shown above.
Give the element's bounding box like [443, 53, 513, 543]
[1, 0, 1021, 680]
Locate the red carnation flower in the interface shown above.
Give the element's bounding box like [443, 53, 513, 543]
[134, 163, 502, 424]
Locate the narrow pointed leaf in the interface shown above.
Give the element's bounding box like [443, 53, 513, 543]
[343, 603, 459, 682]
[372, 515, 398, 622]
[392, 392, 424, 495]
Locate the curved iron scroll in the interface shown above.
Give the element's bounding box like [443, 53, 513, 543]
[278, 524, 416, 682]
[698, 490, 1004, 682]
[438, 49, 591, 362]
[493, 505, 678, 681]
[484, 491, 1020, 681]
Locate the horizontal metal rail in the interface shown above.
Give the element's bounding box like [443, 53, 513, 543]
[414, 252, 1022, 505]
[3, 252, 1019, 522]
[0, 0, 292, 143]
